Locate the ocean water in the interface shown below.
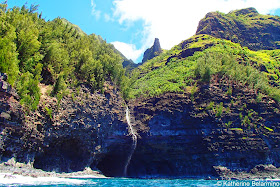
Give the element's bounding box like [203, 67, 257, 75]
[1, 177, 280, 187]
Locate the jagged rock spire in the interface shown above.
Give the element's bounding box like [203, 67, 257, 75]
[142, 38, 163, 63]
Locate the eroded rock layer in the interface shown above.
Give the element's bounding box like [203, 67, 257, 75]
[127, 75, 280, 178]
[0, 76, 131, 177]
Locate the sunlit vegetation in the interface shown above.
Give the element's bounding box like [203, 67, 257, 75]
[2, 0, 280, 123]
[197, 7, 280, 51]
[0, 2, 126, 111]
[126, 34, 280, 102]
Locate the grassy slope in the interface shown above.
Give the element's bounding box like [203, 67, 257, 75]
[127, 34, 280, 101]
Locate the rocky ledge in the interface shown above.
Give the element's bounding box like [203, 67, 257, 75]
[215, 164, 280, 180]
[0, 158, 105, 178]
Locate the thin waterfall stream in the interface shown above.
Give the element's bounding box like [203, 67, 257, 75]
[123, 106, 137, 177]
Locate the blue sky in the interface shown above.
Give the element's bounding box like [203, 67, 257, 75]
[7, 0, 280, 63]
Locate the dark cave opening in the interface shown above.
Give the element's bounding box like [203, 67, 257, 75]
[127, 159, 175, 178]
[33, 138, 90, 173]
[96, 150, 128, 177]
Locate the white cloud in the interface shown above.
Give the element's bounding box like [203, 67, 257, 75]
[91, 0, 101, 20]
[111, 41, 145, 62]
[112, 0, 280, 61]
[104, 13, 114, 22]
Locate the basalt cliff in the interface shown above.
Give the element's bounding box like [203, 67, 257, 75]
[0, 73, 132, 176]
[1, 6, 280, 180]
[127, 76, 280, 178]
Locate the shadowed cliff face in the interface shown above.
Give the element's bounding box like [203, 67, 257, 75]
[29, 82, 130, 176]
[0, 78, 132, 176]
[127, 75, 280, 178]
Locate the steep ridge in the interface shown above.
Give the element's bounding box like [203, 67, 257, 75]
[196, 7, 280, 50]
[142, 38, 163, 63]
[128, 34, 280, 100]
[122, 59, 138, 73]
[111, 44, 139, 72]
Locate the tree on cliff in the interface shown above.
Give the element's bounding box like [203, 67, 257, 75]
[0, 2, 126, 111]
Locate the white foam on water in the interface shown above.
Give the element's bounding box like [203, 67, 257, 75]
[0, 173, 96, 186]
[67, 174, 105, 179]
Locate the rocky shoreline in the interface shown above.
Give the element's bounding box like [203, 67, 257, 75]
[214, 165, 280, 180]
[1, 158, 280, 181]
[0, 158, 106, 179]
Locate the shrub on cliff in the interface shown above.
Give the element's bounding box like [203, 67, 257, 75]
[127, 34, 280, 102]
[17, 63, 42, 111]
[0, 2, 126, 110]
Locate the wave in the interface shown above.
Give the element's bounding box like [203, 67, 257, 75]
[0, 173, 96, 186]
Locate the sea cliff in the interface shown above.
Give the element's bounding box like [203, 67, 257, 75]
[2, 6, 280, 180]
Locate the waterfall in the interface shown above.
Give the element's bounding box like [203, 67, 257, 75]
[123, 106, 137, 177]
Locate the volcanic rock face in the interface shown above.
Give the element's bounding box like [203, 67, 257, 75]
[127, 75, 280, 178]
[0, 73, 25, 162]
[142, 38, 163, 63]
[0, 78, 132, 177]
[1, 75, 280, 179]
[196, 8, 280, 50]
[2, 7, 280, 179]
[29, 82, 131, 176]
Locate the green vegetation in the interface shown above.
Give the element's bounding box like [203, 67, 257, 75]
[206, 101, 215, 110]
[215, 102, 224, 117]
[125, 34, 280, 102]
[45, 106, 52, 119]
[242, 115, 251, 126]
[2, 1, 280, 131]
[225, 121, 233, 128]
[0, 2, 126, 111]
[197, 7, 280, 51]
[226, 86, 232, 96]
[230, 128, 244, 131]
[264, 126, 274, 132]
